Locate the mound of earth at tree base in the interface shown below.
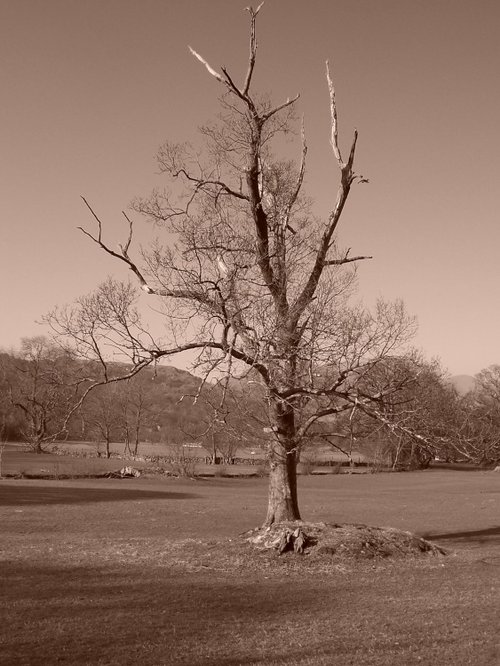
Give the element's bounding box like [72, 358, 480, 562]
[242, 522, 447, 560]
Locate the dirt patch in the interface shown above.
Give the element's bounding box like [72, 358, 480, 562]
[243, 521, 447, 560]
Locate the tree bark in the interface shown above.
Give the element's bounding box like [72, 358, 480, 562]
[263, 402, 301, 527]
[133, 427, 140, 457]
[264, 444, 301, 526]
[104, 434, 111, 459]
[33, 439, 44, 454]
[123, 432, 132, 456]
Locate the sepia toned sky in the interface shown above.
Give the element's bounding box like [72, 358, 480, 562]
[1, 0, 500, 376]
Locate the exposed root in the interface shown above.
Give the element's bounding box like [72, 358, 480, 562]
[242, 521, 447, 560]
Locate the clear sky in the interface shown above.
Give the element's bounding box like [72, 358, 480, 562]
[2, 0, 499, 376]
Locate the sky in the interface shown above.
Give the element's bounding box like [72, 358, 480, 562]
[1, 0, 500, 376]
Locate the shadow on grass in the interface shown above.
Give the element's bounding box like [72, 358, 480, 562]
[0, 483, 198, 506]
[423, 525, 500, 545]
[0, 561, 335, 666]
[1, 560, 499, 665]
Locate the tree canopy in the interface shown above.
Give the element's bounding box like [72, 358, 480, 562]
[47, 6, 450, 526]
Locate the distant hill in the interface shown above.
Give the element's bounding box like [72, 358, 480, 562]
[449, 375, 476, 395]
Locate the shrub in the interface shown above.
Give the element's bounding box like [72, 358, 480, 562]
[168, 456, 197, 478]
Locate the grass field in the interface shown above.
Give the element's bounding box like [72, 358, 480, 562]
[0, 443, 259, 479]
[0, 443, 354, 480]
[0, 441, 364, 480]
[1, 460, 499, 665]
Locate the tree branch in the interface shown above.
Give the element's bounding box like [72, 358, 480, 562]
[289, 67, 361, 326]
[172, 168, 249, 201]
[323, 248, 372, 266]
[242, 3, 265, 95]
[79, 198, 219, 306]
[188, 46, 225, 84]
[282, 119, 307, 233]
[262, 94, 300, 122]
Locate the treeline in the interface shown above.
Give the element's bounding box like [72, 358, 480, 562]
[310, 358, 500, 469]
[0, 336, 262, 460]
[2, 336, 500, 468]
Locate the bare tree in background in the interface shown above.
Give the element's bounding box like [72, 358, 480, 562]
[2, 337, 77, 453]
[49, 6, 417, 527]
[0, 421, 6, 478]
[357, 357, 453, 469]
[80, 383, 122, 459]
[117, 378, 157, 457]
[449, 365, 500, 465]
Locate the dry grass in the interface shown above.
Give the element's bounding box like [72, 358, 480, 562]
[1, 470, 499, 665]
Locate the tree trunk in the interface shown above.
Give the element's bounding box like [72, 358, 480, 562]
[33, 438, 44, 454]
[104, 435, 111, 459]
[123, 432, 131, 457]
[264, 444, 301, 526]
[0, 441, 5, 478]
[263, 401, 301, 527]
[392, 435, 404, 469]
[133, 428, 140, 457]
[210, 431, 217, 465]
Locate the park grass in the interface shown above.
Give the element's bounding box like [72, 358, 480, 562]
[1, 472, 499, 665]
[0, 443, 265, 479]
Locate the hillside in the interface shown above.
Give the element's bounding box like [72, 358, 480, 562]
[0, 349, 259, 447]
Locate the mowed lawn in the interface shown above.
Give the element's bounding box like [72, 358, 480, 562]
[0, 443, 264, 478]
[1, 469, 499, 665]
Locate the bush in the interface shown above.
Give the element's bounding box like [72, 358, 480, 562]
[168, 456, 197, 478]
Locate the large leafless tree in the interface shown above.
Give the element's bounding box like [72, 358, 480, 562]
[49, 6, 417, 526]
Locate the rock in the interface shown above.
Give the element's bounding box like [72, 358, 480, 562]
[118, 466, 141, 478]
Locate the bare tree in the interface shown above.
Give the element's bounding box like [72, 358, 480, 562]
[118, 377, 158, 457]
[0, 355, 24, 442]
[0, 421, 6, 478]
[199, 412, 245, 465]
[369, 361, 500, 468]
[3, 337, 78, 453]
[448, 365, 500, 465]
[190, 381, 266, 464]
[81, 383, 123, 459]
[356, 357, 455, 469]
[48, 6, 417, 526]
